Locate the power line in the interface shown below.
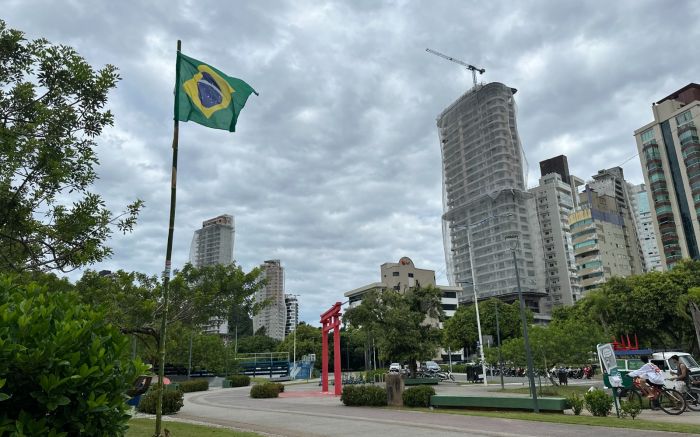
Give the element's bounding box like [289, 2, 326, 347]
[618, 152, 639, 168]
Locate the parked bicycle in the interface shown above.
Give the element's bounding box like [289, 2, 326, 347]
[623, 378, 686, 415]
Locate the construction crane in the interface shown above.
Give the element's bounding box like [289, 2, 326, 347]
[426, 48, 485, 88]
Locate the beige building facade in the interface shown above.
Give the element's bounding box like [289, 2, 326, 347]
[529, 172, 581, 312]
[634, 83, 700, 269]
[253, 259, 287, 341]
[569, 188, 644, 292]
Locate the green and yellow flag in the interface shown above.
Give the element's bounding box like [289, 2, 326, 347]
[175, 52, 258, 132]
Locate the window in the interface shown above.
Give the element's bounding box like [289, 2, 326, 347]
[442, 291, 457, 298]
[641, 129, 655, 143]
[442, 304, 458, 311]
[392, 272, 399, 277]
[676, 110, 693, 127]
[408, 273, 414, 278]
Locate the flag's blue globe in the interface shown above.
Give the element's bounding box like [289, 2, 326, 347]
[197, 72, 223, 108]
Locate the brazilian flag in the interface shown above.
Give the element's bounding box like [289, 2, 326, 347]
[175, 52, 258, 132]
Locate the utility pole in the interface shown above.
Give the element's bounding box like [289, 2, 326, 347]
[426, 48, 485, 88]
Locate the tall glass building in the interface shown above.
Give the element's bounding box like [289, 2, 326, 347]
[635, 83, 700, 269]
[438, 82, 545, 314]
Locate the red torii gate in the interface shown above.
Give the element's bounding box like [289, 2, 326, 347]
[320, 302, 342, 395]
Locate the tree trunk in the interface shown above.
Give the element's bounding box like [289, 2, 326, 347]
[409, 359, 417, 378]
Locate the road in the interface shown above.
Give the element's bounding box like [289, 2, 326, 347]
[173, 382, 695, 437]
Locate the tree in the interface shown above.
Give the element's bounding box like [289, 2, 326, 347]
[276, 322, 320, 361]
[443, 299, 526, 359]
[166, 325, 226, 373]
[344, 286, 444, 377]
[237, 334, 281, 354]
[0, 20, 142, 273]
[0, 274, 146, 435]
[75, 263, 264, 364]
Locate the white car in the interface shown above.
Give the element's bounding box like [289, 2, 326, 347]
[389, 363, 401, 373]
[425, 361, 440, 372]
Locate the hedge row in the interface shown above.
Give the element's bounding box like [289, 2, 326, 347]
[179, 379, 209, 393]
[227, 374, 251, 387]
[250, 382, 284, 398]
[137, 388, 184, 414]
[402, 385, 435, 407]
[341, 385, 387, 406]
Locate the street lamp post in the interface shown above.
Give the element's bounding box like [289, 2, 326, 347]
[465, 227, 487, 386]
[506, 234, 539, 413]
[290, 294, 301, 372]
[495, 303, 504, 390]
[456, 213, 513, 386]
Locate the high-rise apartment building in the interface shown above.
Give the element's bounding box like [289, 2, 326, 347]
[528, 172, 581, 312]
[284, 294, 299, 337]
[189, 214, 235, 335]
[635, 83, 700, 269]
[569, 187, 644, 292]
[438, 82, 545, 314]
[629, 184, 663, 272]
[189, 214, 235, 267]
[253, 260, 286, 341]
[586, 167, 645, 274]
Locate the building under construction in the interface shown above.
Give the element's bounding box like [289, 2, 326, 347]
[438, 82, 546, 315]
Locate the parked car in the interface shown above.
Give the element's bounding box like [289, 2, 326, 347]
[389, 363, 401, 373]
[424, 361, 440, 372]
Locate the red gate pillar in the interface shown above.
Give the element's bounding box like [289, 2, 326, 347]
[333, 321, 341, 395]
[320, 302, 342, 395]
[321, 319, 329, 393]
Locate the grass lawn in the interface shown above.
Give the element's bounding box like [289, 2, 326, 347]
[126, 419, 261, 437]
[414, 408, 700, 434]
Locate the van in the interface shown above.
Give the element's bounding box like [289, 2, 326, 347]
[651, 351, 700, 388]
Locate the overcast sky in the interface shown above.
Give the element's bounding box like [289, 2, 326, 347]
[5, 0, 699, 325]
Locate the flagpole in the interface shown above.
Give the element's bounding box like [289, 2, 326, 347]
[155, 39, 181, 437]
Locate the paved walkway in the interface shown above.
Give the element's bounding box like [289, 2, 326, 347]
[172, 381, 699, 436]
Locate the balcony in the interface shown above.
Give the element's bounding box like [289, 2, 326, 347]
[661, 233, 679, 245]
[574, 245, 598, 257]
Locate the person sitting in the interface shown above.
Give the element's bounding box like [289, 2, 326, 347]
[628, 356, 665, 399]
[669, 355, 690, 393]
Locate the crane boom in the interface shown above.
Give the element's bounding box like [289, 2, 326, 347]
[426, 48, 485, 87]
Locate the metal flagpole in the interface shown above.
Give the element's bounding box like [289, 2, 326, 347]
[155, 39, 181, 437]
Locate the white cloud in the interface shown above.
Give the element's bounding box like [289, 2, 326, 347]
[4, 0, 700, 324]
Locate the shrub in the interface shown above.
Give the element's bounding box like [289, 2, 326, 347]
[227, 374, 251, 387]
[179, 379, 209, 393]
[566, 393, 584, 415]
[250, 383, 280, 398]
[584, 389, 613, 417]
[341, 385, 388, 406]
[272, 382, 285, 393]
[620, 399, 642, 419]
[0, 276, 147, 436]
[402, 385, 435, 407]
[137, 388, 184, 414]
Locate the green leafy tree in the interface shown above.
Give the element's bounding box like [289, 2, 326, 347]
[0, 20, 142, 273]
[444, 299, 526, 360]
[75, 263, 264, 364]
[276, 322, 321, 362]
[443, 304, 478, 356]
[344, 286, 444, 377]
[165, 325, 226, 374]
[0, 274, 147, 436]
[237, 333, 281, 354]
